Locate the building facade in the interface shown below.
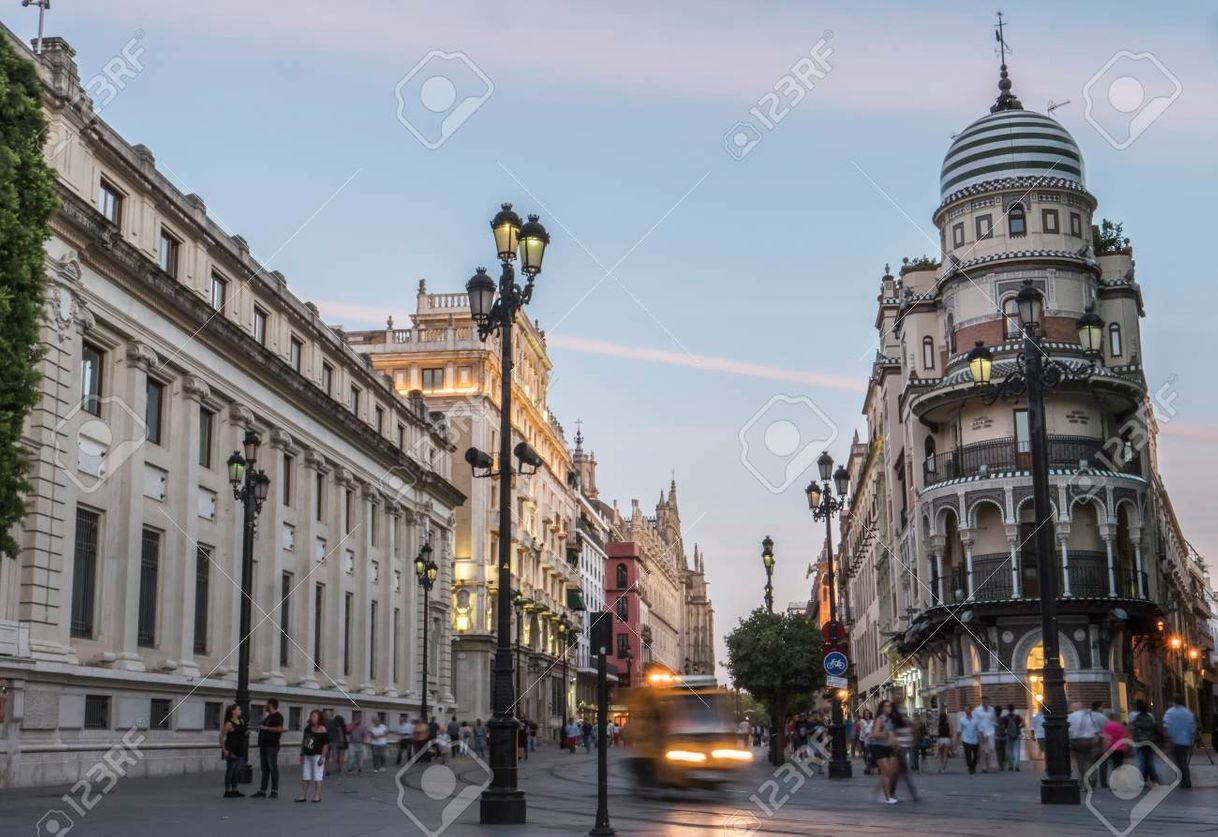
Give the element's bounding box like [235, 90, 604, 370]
[0, 33, 463, 787]
[845, 62, 1212, 724]
[571, 432, 609, 714]
[347, 284, 582, 733]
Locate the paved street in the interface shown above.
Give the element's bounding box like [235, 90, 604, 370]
[4, 744, 1218, 836]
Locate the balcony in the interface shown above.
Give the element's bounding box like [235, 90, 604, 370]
[941, 552, 1148, 604]
[923, 435, 1142, 487]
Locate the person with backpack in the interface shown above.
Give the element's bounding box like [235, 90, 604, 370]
[1162, 696, 1196, 789]
[1003, 704, 1025, 771]
[1129, 699, 1161, 784]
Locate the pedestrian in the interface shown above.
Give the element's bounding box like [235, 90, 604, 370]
[369, 714, 389, 772]
[957, 710, 980, 774]
[1067, 702, 1102, 788]
[346, 713, 367, 774]
[459, 721, 473, 756]
[858, 710, 874, 774]
[1163, 696, 1196, 789]
[446, 717, 461, 758]
[935, 711, 952, 773]
[1031, 707, 1046, 766]
[892, 703, 920, 801]
[323, 710, 347, 775]
[737, 717, 751, 749]
[1129, 699, 1161, 784]
[220, 703, 247, 798]
[994, 708, 1008, 769]
[582, 718, 593, 753]
[528, 720, 538, 752]
[396, 715, 414, 765]
[297, 709, 328, 803]
[252, 698, 283, 797]
[907, 712, 925, 774]
[518, 717, 529, 760]
[1003, 704, 1024, 771]
[870, 700, 900, 804]
[413, 717, 431, 762]
[971, 698, 997, 773]
[474, 719, 487, 758]
[564, 718, 581, 753]
[1101, 710, 1131, 772]
[751, 721, 761, 748]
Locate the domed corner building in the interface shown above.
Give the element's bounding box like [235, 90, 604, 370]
[838, 61, 1211, 732]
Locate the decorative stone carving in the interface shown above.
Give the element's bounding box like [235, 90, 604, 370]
[229, 403, 254, 429]
[302, 448, 326, 472]
[124, 341, 158, 371]
[333, 467, 355, 488]
[182, 375, 211, 402]
[269, 427, 293, 450]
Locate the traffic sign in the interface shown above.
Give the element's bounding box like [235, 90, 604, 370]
[823, 650, 849, 677]
[821, 620, 845, 645]
[826, 675, 848, 689]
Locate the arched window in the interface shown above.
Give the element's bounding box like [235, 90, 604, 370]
[1008, 203, 1027, 237]
[922, 336, 935, 370]
[924, 437, 937, 476]
[615, 563, 628, 589]
[1003, 296, 1021, 339]
[1109, 323, 1122, 357]
[616, 597, 628, 622]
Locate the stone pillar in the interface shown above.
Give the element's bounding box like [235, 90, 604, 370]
[295, 446, 325, 689]
[1058, 523, 1072, 598]
[1130, 525, 1145, 598]
[173, 375, 210, 678]
[930, 535, 945, 605]
[1005, 524, 1021, 599]
[1100, 523, 1117, 598]
[358, 484, 378, 695]
[262, 427, 292, 687]
[960, 528, 976, 599]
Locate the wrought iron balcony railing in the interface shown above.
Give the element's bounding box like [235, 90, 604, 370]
[923, 435, 1141, 487]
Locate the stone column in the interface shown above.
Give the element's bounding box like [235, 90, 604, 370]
[1130, 525, 1145, 598]
[174, 375, 210, 678]
[1057, 523, 1072, 598]
[262, 428, 292, 687]
[960, 528, 976, 599]
[1005, 524, 1021, 599]
[358, 484, 379, 695]
[929, 535, 945, 605]
[295, 446, 325, 689]
[331, 467, 356, 693]
[1099, 523, 1117, 598]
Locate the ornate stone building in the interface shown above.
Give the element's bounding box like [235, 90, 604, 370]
[0, 32, 462, 787]
[347, 283, 582, 731]
[847, 62, 1210, 723]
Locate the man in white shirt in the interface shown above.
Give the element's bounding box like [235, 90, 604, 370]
[971, 699, 997, 773]
[396, 716, 415, 765]
[1031, 710, 1046, 763]
[1067, 702, 1101, 788]
[368, 716, 389, 773]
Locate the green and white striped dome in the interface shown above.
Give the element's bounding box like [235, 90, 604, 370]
[940, 87, 1085, 201]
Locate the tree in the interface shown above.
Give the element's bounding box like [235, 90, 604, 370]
[0, 38, 58, 559]
[1095, 218, 1128, 254]
[725, 609, 824, 765]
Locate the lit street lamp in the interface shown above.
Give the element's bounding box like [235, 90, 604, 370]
[966, 278, 1103, 806]
[761, 536, 775, 614]
[513, 590, 527, 721]
[415, 540, 438, 723]
[226, 429, 271, 783]
[805, 450, 851, 779]
[463, 203, 550, 825]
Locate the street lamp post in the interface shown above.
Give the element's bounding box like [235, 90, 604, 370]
[966, 278, 1101, 806]
[415, 541, 438, 724]
[226, 430, 271, 784]
[464, 203, 550, 826]
[513, 591, 526, 721]
[559, 613, 572, 729]
[805, 451, 852, 779]
[761, 536, 775, 614]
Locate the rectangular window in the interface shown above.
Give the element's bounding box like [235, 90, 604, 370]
[349, 385, 360, 414]
[198, 407, 214, 468]
[289, 706, 302, 731]
[204, 701, 223, 730]
[84, 695, 111, 729]
[280, 572, 292, 667]
[370, 503, 378, 547]
[289, 336, 303, 373]
[975, 214, 993, 240]
[138, 528, 160, 647]
[322, 362, 334, 396]
[375, 406, 384, 434]
[392, 607, 400, 682]
[159, 228, 181, 278]
[98, 179, 123, 226]
[151, 698, 173, 730]
[458, 366, 473, 386]
[345, 488, 354, 534]
[616, 633, 630, 659]
[422, 367, 444, 389]
[397, 423, 405, 450]
[1042, 208, 1060, 233]
[1070, 212, 1083, 237]
[951, 222, 965, 247]
[369, 601, 378, 679]
[315, 472, 325, 521]
[313, 583, 324, 672]
[253, 306, 268, 346]
[282, 454, 294, 506]
[194, 545, 211, 654]
[145, 379, 165, 445]
[71, 507, 100, 638]
[1014, 409, 1031, 454]
[208, 273, 227, 312]
[82, 343, 104, 416]
[343, 592, 353, 677]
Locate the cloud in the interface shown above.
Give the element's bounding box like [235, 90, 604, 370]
[547, 333, 865, 392]
[1160, 423, 1218, 444]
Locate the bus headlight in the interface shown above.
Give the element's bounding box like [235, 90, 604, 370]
[664, 750, 708, 763]
[711, 748, 754, 762]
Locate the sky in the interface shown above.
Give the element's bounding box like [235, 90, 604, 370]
[8, 1, 1218, 672]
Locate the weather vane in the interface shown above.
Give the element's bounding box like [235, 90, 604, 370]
[995, 10, 1010, 65]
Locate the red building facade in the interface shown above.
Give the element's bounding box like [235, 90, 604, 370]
[605, 541, 642, 687]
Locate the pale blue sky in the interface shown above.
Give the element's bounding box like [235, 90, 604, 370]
[10, 1, 1217, 668]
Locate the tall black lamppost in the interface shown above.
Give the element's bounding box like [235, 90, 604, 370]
[463, 203, 550, 825]
[805, 451, 852, 779]
[226, 430, 271, 783]
[558, 613, 573, 726]
[512, 591, 527, 720]
[965, 278, 1102, 806]
[761, 536, 775, 614]
[415, 541, 438, 724]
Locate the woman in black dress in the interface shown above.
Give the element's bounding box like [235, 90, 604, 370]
[220, 704, 246, 798]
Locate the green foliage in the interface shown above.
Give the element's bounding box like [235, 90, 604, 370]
[0, 38, 58, 559]
[901, 255, 941, 273]
[724, 609, 825, 706]
[1095, 218, 1128, 254]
